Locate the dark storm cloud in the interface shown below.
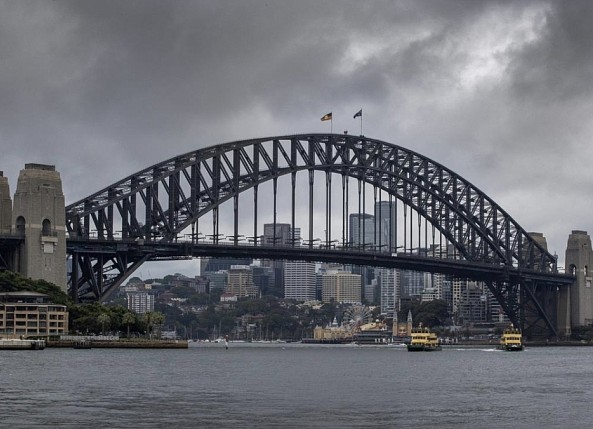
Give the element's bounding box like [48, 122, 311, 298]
[508, 1, 593, 102]
[2, 0, 593, 273]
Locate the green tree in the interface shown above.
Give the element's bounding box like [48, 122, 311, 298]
[153, 312, 165, 337]
[0, 271, 72, 306]
[143, 311, 165, 339]
[97, 313, 110, 334]
[400, 299, 449, 328]
[122, 312, 136, 338]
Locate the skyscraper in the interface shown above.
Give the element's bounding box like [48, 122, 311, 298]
[374, 201, 396, 253]
[349, 213, 375, 249]
[261, 224, 301, 297]
[378, 268, 400, 316]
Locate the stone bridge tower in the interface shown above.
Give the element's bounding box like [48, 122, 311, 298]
[0, 171, 12, 234]
[12, 164, 67, 291]
[528, 232, 570, 338]
[565, 230, 593, 330]
[0, 171, 14, 270]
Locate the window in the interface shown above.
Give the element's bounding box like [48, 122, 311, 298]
[42, 219, 52, 236]
[16, 216, 25, 235]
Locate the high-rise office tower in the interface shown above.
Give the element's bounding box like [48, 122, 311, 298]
[261, 223, 300, 297]
[349, 213, 375, 249]
[374, 201, 396, 253]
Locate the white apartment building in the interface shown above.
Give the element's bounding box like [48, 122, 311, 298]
[127, 291, 155, 314]
[284, 260, 316, 301]
[378, 268, 400, 316]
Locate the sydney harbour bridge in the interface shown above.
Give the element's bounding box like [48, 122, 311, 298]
[61, 133, 574, 339]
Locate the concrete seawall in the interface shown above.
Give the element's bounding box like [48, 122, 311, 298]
[48, 340, 188, 349]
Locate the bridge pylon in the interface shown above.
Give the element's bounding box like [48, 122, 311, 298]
[11, 164, 67, 291]
[565, 230, 593, 331]
[0, 172, 12, 234]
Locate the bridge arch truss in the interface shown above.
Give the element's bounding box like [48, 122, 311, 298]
[66, 134, 573, 338]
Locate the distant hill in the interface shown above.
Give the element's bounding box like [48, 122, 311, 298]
[0, 271, 72, 306]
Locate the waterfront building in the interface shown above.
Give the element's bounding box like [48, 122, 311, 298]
[0, 291, 68, 337]
[322, 272, 362, 304]
[284, 260, 316, 301]
[313, 319, 351, 341]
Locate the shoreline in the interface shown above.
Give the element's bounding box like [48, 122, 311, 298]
[47, 339, 188, 349]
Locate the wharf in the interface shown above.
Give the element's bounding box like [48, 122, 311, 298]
[0, 338, 46, 350]
[301, 338, 353, 344]
[47, 339, 188, 349]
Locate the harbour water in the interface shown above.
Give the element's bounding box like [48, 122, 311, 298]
[1, 343, 592, 428]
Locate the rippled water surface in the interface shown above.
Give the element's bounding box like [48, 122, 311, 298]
[1, 343, 593, 428]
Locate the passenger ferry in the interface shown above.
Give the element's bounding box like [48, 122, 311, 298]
[406, 326, 441, 352]
[498, 326, 523, 351]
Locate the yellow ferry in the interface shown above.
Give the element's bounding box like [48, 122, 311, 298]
[498, 325, 523, 351]
[406, 325, 441, 352]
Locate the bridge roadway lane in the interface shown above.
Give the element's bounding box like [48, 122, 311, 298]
[66, 238, 574, 287]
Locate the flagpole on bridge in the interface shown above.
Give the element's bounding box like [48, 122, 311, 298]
[353, 108, 363, 135]
[321, 112, 333, 133]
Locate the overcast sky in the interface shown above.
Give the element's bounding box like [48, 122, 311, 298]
[2, 0, 593, 277]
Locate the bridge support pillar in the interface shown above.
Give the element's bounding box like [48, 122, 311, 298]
[565, 230, 593, 330]
[12, 164, 67, 291]
[557, 283, 571, 339]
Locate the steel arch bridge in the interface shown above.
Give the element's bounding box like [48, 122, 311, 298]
[65, 133, 574, 338]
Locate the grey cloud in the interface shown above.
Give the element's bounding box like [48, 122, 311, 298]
[1, 0, 592, 272]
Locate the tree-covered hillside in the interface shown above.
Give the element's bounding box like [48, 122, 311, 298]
[0, 270, 72, 306]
